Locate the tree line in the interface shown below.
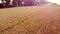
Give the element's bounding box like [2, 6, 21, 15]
[0, 0, 48, 8]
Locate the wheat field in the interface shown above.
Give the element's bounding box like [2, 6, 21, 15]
[0, 6, 60, 34]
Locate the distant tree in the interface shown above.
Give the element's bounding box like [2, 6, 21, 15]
[2, 0, 10, 8]
[0, 0, 3, 8]
[13, 0, 18, 7]
[18, 0, 20, 6]
[24, 0, 35, 6]
[40, 0, 48, 4]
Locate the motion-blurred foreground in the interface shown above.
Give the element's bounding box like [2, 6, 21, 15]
[0, 6, 60, 34]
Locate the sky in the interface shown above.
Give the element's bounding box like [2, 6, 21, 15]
[0, 0, 2, 3]
[46, 0, 60, 4]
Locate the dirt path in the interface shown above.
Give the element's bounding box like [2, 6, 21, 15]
[0, 6, 60, 34]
